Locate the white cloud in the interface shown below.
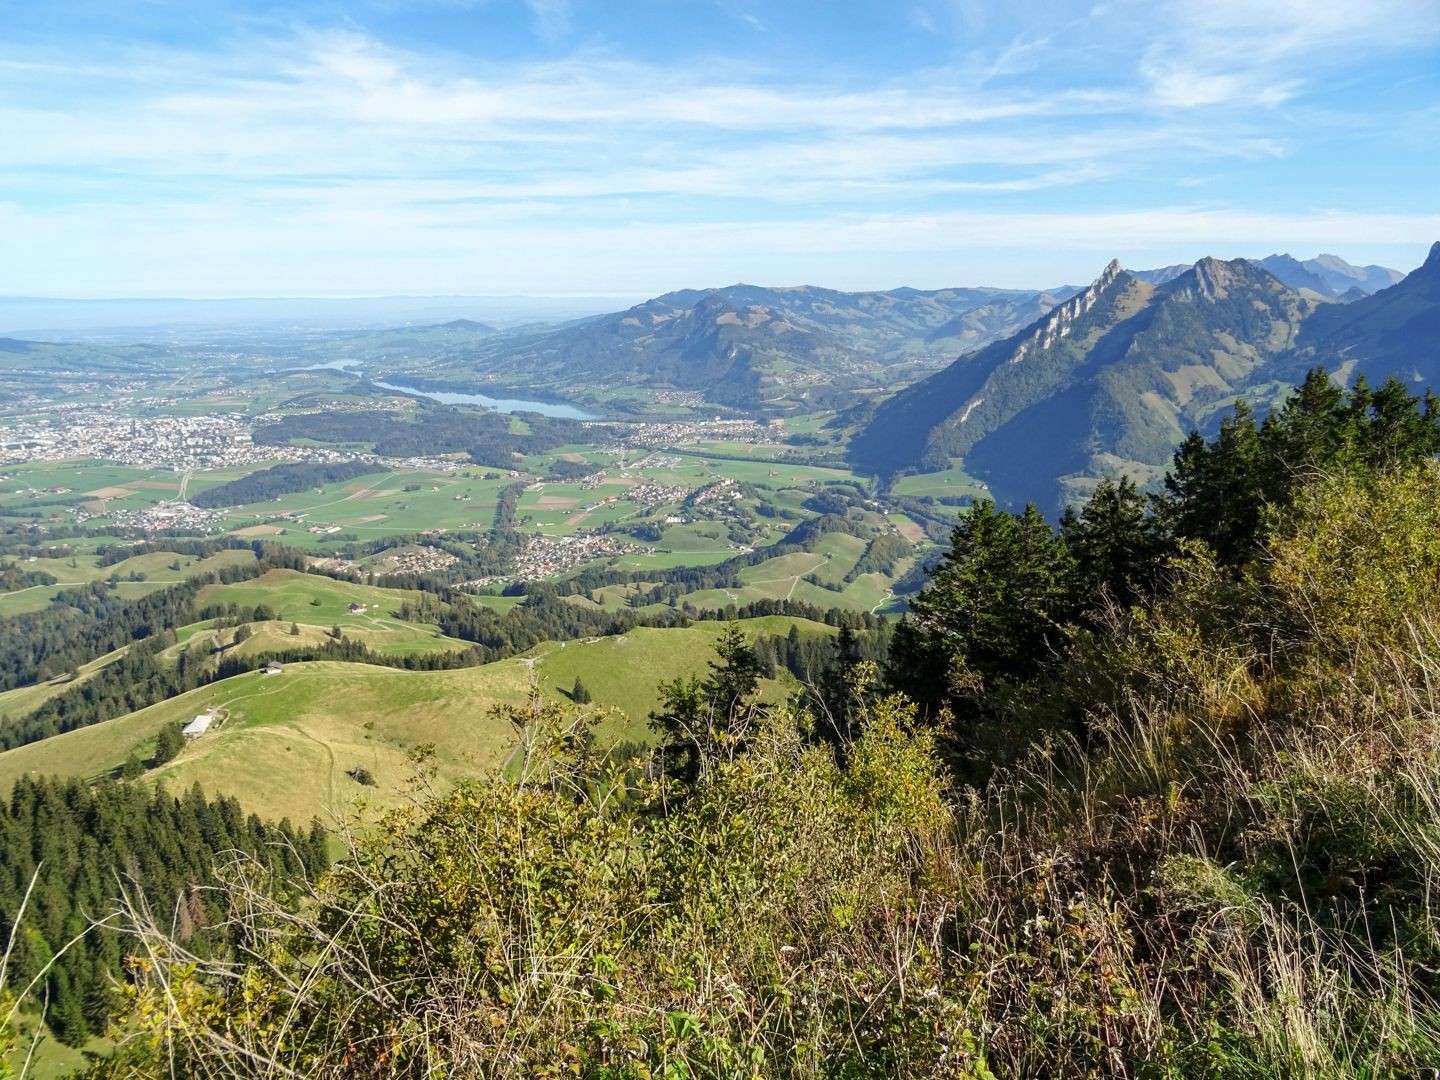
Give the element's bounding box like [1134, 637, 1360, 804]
[0, 6, 1434, 295]
[526, 0, 571, 42]
[1138, 0, 1440, 108]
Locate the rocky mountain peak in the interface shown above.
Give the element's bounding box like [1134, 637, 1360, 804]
[1422, 241, 1440, 274]
[1008, 259, 1127, 364]
[1184, 256, 1248, 300]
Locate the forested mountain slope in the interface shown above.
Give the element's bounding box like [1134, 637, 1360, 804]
[407, 282, 1081, 410]
[853, 245, 1439, 510]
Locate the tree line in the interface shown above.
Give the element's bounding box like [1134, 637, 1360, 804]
[0, 620, 487, 752]
[0, 541, 290, 692]
[888, 370, 1440, 765]
[188, 460, 377, 508]
[0, 562, 57, 592]
[0, 776, 328, 1047]
[251, 402, 588, 469]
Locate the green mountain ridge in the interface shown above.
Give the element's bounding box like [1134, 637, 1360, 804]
[854, 244, 1439, 510]
[384, 282, 1084, 410]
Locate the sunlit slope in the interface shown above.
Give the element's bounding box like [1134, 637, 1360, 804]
[0, 661, 531, 823]
[0, 617, 836, 822]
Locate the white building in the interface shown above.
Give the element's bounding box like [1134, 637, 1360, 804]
[182, 713, 215, 739]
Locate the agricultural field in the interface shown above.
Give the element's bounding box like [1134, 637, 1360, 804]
[0, 461, 189, 522]
[674, 535, 907, 615]
[527, 616, 832, 723]
[0, 547, 257, 616]
[196, 467, 516, 547]
[889, 463, 991, 500]
[1, 459, 507, 547]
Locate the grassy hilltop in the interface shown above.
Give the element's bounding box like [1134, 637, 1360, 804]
[0, 617, 832, 823]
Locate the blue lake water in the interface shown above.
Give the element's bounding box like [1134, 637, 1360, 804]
[371, 380, 595, 419]
[275, 359, 361, 372]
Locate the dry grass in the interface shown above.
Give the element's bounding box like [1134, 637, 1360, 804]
[78, 470, 1440, 1076]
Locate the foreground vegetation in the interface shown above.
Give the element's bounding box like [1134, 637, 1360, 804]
[1, 371, 1438, 1075]
[13, 373, 1421, 1077]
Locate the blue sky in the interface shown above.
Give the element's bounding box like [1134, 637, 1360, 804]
[2, 0, 1438, 297]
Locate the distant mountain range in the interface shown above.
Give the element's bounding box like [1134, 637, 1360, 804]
[0, 295, 631, 341]
[384, 252, 1402, 414]
[1132, 253, 1404, 300]
[407, 283, 1084, 410]
[852, 244, 1439, 510]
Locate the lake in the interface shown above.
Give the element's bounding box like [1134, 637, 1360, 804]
[372, 381, 595, 419]
[272, 359, 361, 373]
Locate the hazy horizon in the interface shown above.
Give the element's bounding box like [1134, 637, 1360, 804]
[1, 242, 1429, 339]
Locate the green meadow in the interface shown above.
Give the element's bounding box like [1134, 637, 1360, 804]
[0, 617, 835, 823]
[0, 548, 258, 616]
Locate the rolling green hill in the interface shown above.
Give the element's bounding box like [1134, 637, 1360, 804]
[0, 617, 836, 823]
[0, 547, 257, 616]
[381, 283, 1080, 412]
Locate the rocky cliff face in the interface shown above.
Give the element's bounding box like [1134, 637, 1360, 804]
[1011, 260, 1125, 363]
[852, 251, 1393, 511]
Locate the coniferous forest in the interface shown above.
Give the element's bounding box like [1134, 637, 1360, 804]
[0, 778, 328, 1048]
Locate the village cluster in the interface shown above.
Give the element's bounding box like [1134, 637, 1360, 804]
[0, 405, 344, 471]
[583, 416, 779, 450]
[102, 501, 227, 531]
[622, 481, 694, 509]
[0, 402, 479, 478]
[371, 546, 461, 575]
[511, 532, 643, 580]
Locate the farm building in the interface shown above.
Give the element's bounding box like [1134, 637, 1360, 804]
[264, 661, 283, 675]
[182, 713, 215, 739]
[346, 603, 366, 614]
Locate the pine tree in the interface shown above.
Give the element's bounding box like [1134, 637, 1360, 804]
[706, 622, 762, 719]
[890, 500, 1074, 710]
[651, 624, 763, 784]
[152, 723, 184, 766]
[813, 625, 863, 748]
[571, 676, 592, 704]
[1061, 477, 1158, 607]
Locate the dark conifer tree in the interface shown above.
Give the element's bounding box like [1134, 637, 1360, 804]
[1061, 477, 1159, 607]
[889, 500, 1073, 711]
[571, 676, 593, 704]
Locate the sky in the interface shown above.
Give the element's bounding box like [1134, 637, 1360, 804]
[2, 0, 1439, 298]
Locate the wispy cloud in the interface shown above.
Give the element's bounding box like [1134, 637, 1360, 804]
[525, 0, 571, 42]
[1138, 0, 1440, 108]
[0, 0, 1434, 295]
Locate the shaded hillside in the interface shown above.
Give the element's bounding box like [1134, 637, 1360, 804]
[850, 260, 1149, 477]
[1133, 253, 1403, 299]
[971, 257, 1319, 507]
[853, 245, 1439, 512]
[853, 257, 1328, 508]
[1286, 241, 1440, 384]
